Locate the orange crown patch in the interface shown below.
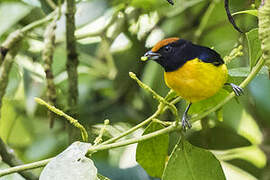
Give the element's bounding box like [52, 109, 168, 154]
[151, 37, 180, 52]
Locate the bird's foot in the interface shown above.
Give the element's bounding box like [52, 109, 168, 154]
[226, 83, 244, 96]
[182, 114, 192, 132]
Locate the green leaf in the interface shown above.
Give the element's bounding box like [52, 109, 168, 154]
[136, 122, 169, 178]
[246, 28, 262, 69]
[223, 100, 263, 145]
[189, 89, 229, 115]
[232, 10, 258, 17]
[40, 142, 97, 180]
[0, 2, 33, 36]
[162, 139, 226, 180]
[98, 174, 111, 180]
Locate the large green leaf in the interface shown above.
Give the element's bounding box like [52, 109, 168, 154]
[136, 121, 169, 178]
[162, 139, 226, 180]
[246, 28, 262, 69]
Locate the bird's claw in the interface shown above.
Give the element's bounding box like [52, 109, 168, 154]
[182, 114, 192, 132]
[230, 83, 244, 96]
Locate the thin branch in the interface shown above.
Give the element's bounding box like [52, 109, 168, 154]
[0, 138, 38, 180]
[0, 159, 52, 177]
[35, 98, 88, 142]
[0, 54, 265, 175]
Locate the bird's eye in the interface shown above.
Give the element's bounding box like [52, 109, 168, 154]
[164, 46, 172, 52]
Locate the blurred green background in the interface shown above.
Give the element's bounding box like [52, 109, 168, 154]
[0, 0, 270, 179]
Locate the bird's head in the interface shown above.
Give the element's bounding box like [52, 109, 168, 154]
[141, 37, 190, 72]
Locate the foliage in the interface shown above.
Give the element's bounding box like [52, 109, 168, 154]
[0, 0, 270, 179]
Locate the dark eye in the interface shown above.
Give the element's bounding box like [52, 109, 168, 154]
[164, 46, 172, 52]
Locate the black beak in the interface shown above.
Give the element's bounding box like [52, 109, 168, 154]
[141, 51, 161, 61]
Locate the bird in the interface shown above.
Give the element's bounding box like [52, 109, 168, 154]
[141, 37, 243, 131]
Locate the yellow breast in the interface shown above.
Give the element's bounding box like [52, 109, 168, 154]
[164, 58, 228, 102]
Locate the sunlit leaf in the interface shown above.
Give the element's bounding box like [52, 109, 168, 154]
[0, 2, 32, 36]
[136, 122, 169, 178]
[163, 139, 225, 180]
[223, 100, 263, 145]
[213, 146, 266, 168]
[246, 28, 262, 69]
[221, 162, 257, 180]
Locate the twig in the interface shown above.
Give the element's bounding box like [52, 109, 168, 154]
[194, 0, 218, 42]
[129, 72, 178, 119]
[0, 159, 52, 177]
[35, 98, 88, 142]
[0, 138, 38, 180]
[94, 119, 110, 146]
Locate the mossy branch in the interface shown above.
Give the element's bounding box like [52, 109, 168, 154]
[0, 137, 38, 180]
[42, 17, 58, 128]
[259, 0, 270, 77]
[35, 98, 88, 142]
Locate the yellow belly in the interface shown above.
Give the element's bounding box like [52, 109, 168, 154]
[164, 58, 228, 102]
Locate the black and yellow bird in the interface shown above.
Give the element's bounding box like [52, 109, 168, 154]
[141, 38, 243, 130]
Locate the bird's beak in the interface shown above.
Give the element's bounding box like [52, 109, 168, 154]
[141, 51, 161, 61]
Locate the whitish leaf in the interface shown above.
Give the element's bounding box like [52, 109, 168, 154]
[40, 142, 98, 180]
[221, 162, 257, 180]
[246, 28, 262, 69]
[232, 10, 258, 17]
[162, 139, 226, 180]
[136, 122, 169, 178]
[213, 146, 266, 168]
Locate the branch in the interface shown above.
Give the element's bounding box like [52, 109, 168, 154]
[65, 0, 79, 117]
[0, 55, 265, 175]
[258, 0, 270, 77]
[35, 98, 88, 142]
[0, 138, 38, 180]
[42, 17, 58, 128]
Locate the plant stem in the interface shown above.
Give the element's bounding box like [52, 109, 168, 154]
[0, 54, 264, 175]
[35, 98, 88, 142]
[100, 103, 164, 145]
[0, 138, 38, 179]
[194, 0, 218, 42]
[0, 159, 52, 177]
[87, 123, 179, 154]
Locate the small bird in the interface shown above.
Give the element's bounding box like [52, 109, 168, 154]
[141, 38, 243, 130]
